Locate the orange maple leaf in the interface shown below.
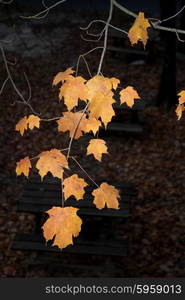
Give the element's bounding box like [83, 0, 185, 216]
[15, 115, 41, 135]
[57, 112, 87, 139]
[59, 76, 88, 110]
[176, 104, 185, 120]
[110, 77, 120, 90]
[178, 90, 185, 105]
[16, 156, 31, 177]
[120, 86, 140, 108]
[27, 115, 41, 130]
[42, 206, 82, 249]
[86, 75, 118, 100]
[87, 138, 108, 161]
[128, 12, 151, 47]
[36, 149, 69, 180]
[88, 91, 115, 127]
[63, 174, 88, 201]
[53, 67, 74, 85]
[92, 182, 120, 209]
[15, 116, 28, 135]
[84, 117, 102, 136]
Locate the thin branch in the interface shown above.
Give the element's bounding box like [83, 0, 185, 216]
[0, 76, 9, 95]
[80, 19, 127, 42]
[76, 46, 103, 76]
[113, 0, 137, 18]
[97, 0, 113, 75]
[159, 4, 185, 24]
[67, 102, 89, 159]
[20, 0, 67, 19]
[0, 43, 39, 115]
[175, 30, 185, 42]
[113, 0, 185, 36]
[41, 116, 62, 121]
[71, 156, 99, 188]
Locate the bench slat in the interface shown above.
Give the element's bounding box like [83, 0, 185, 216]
[12, 234, 127, 257]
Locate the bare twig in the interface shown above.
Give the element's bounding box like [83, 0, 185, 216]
[113, 0, 185, 36]
[20, 0, 67, 19]
[71, 156, 99, 188]
[0, 43, 39, 115]
[76, 46, 103, 76]
[0, 76, 9, 94]
[67, 102, 89, 159]
[97, 0, 113, 75]
[159, 4, 185, 24]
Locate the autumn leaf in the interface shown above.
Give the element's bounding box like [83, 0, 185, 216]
[86, 75, 118, 100]
[36, 149, 69, 180]
[178, 90, 185, 105]
[59, 76, 88, 110]
[27, 115, 41, 130]
[88, 91, 115, 127]
[120, 86, 140, 108]
[15, 116, 28, 135]
[92, 182, 120, 209]
[128, 12, 151, 47]
[15, 115, 41, 135]
[42, 206, 82, 249]
[16, 156, 31, 177]
[63, 174, 88, 201]
[53, 67, 74, 85]
[84, 117, 101, 136]
[57, 112, 87, 139]
[87, 139, 108, 161]
[110, 77, 120, 90]
[176, 104, 185, 120]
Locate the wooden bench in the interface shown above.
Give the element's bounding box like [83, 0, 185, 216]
[12, 176, 136, 275]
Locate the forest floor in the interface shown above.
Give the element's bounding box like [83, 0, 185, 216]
[0, 6, 185, 277]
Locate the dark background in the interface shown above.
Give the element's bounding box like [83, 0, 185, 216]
[0, 0, 185, 278]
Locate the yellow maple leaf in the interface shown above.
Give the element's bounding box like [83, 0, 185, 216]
[92, 182, 120, 209]
[59, 76, 88, 110]
[42, 206, 82, 249]
[27, 114, 41, 130]
[84, 117, 101, 136]
[52, 67, 74, 85]
[87, 138, 108, 161]
[176, 104, 185, 120]
[16, 156, 32, 177]
[15, 116, 28, 135]
[128, 12, 151, 47]
[88, 91, 115, 127]
[57, 112, 87, 139]
[110, 77, 120, 90]
[120, 86, 140, 108]
[36, 149, 69, 180]
[86, 75, 117, 100]
[178, 90, 185, 105]
[63, 174, 88, 201]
